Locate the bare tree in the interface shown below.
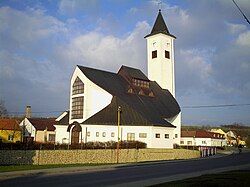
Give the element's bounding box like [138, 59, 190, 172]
[0, 99, 8, 117]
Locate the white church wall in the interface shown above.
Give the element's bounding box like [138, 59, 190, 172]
[172, 113, 181, 145]
[55, 125, 69, 144]
[69, 67, 112, 124]
[77, 124, 174, 149]
[151, 126, 174, 148]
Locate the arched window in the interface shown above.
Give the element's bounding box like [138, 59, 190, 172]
[72, 77, 84, 95]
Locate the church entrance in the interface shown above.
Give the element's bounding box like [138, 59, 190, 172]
[71, 125, 80, 144]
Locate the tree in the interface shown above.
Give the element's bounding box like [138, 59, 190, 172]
[0, 99, 8, 117]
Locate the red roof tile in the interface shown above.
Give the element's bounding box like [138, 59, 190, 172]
[0, 119, 21, 131]
[181, 130, 225, 139]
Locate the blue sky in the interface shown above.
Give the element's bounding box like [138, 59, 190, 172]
[0, 0, 250, 125]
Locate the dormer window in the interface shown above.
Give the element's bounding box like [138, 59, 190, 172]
[138, 89, 145, 96]
[165, 50, 170, 59]
[132, 78, 149, 88]
[127, 87, 134, 94]
[72, 77, 84, 95]
[149, 91, 155, 97]
[152, 50, 157, 58]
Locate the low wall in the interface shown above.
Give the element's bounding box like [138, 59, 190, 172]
[0, 149, 200, 165]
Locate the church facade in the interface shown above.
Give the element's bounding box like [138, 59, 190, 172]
[55, 10, 181, 148]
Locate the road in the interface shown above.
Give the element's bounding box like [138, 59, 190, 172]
[1, 152, 250, 187]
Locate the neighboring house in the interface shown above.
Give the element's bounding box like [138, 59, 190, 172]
[56, 10, 182, 148]
[226, 130, 238, 145]
[226, 130, 237, 139]
[210, 128, 226, 136]
[19, 118, 56, 143]
[0, 118, 22, 143]
[180, 130, 227, 147]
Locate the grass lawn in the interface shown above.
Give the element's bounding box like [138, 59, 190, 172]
[0, 163, 113, 173]
[153, 170, 250, 187]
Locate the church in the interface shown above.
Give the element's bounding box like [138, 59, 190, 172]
[55, 10, 182, 148]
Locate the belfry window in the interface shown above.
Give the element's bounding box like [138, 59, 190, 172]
[71, 96, 84, 119]
[152, 50, 157, 59]
[72, 77, 84, 95]
[165, 50, 170, 59]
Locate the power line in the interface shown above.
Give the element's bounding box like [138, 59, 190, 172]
[5, 103, 250, 114]
[232, 0, 250, 25]
[182, 103, 250, 109]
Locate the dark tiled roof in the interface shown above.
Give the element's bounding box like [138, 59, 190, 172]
[181, 130, 225, 139]
[78, 65, 180, 127]
[56, 111, 69, 125]
[145, 10, 176, 38]
[118, 65, 149, 81]
[28, 118, 56, 131]
[0, 119, 21, 131]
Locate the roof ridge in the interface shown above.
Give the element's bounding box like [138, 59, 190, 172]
[77, 65, 117, 75]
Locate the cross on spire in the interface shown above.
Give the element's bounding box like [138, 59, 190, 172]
[158, 0, 162, 11]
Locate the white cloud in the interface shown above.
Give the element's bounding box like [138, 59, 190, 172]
[236, 30, 250, 46]
[227, 22, 247, 34]
[57, 21, 150, 72]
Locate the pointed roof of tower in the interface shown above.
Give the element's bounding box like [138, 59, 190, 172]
[145, 9, 176, 38]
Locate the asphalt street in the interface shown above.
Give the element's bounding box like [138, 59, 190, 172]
[1, 152, 250, 187]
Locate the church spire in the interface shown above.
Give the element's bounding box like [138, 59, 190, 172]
[145, 9, 176, 38]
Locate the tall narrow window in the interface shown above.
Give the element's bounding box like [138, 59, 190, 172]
[72, 77, 84, 95]
[152, 50, 157, 59]
[165, 50, 170, 59]
[71, 96, 84, 119]
[127, 133, 135, 141]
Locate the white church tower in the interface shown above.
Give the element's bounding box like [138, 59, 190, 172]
[145, 10, 181, 144]
[145, 9, 176, 96]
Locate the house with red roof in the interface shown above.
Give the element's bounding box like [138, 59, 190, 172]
[180, 130, 227, 147]
[19, 118, 56, 143]
[0, 118, 22, 143]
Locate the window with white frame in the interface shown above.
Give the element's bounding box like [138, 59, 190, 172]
[155, 133, 160, 138]
[111, 132, 115, 137]
[180, 141, 184, 144]
[165, 134, 169, 139]
[139, 133, 147, 138]
[127, 133, 135, 141]
[187, 141, 192, 145]
[102, 132, 106, 137]
[202, 140, 206, 144]
[96, 132, 99, 137]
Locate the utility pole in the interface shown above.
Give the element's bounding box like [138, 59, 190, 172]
[116, 106, 121, 163]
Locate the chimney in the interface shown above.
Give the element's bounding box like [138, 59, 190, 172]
[25, 105, 31, 118]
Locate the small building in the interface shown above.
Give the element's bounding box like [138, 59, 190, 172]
[0, 118, 22, 143]
[226, 130, 238, 146]
[210, 128, 226, 136]
[19, 118, 56, 143]
[181, 130, 227, 147]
